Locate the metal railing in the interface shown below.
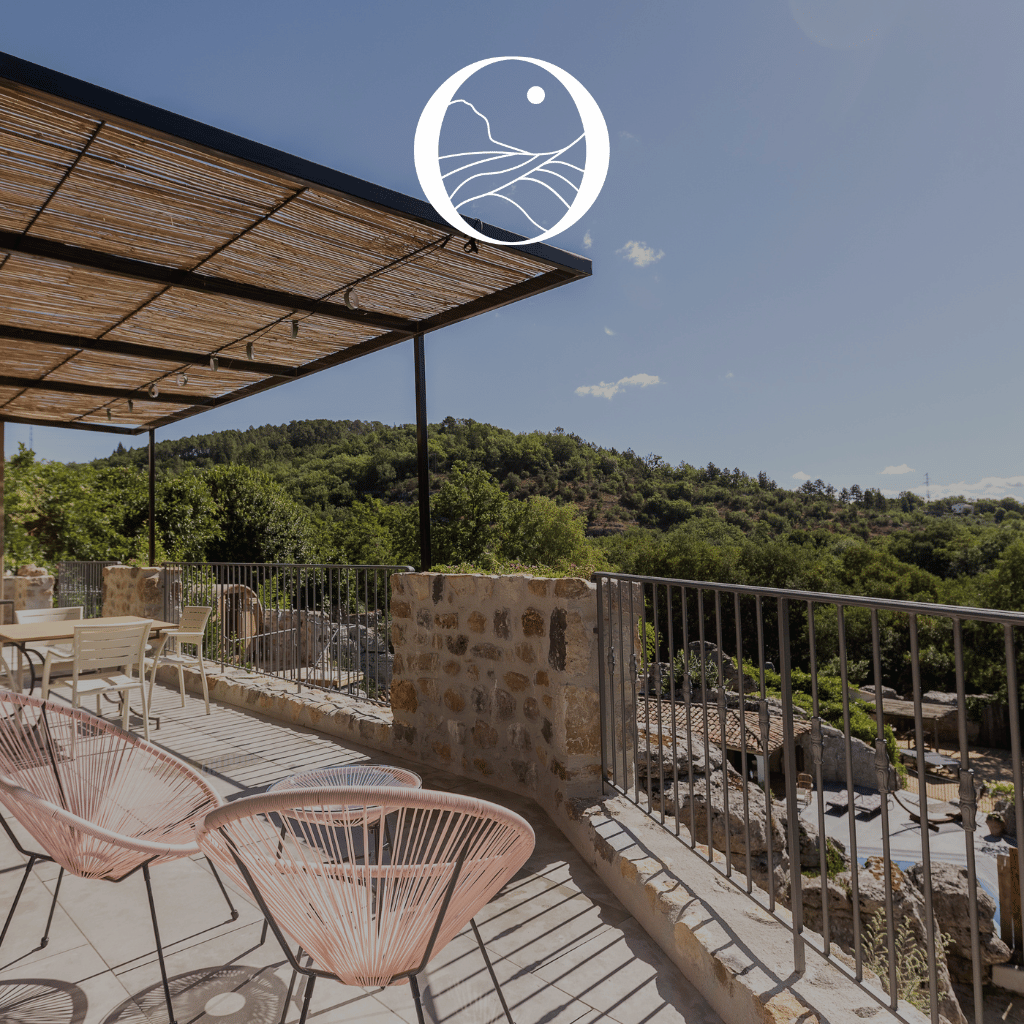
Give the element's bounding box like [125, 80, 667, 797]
[56, 560, 118, 618]
[163, 563, 412, 705]
[595, 571, 1024, 1024]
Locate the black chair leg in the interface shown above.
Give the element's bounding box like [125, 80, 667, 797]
[471, 917, 515, 1024]
[40, 866, 64, 948]
[279, 944, 304, 1024]
[409, 974, 428, 1024]
[0, 854, 37, 950]
[296, 971, 316, 1024]
[143, 862, 177, 1024]
[204, 857, 239, 920]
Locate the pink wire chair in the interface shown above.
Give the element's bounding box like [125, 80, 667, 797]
[198, 785, 535, 1024]
[0, 689, 238, 1024]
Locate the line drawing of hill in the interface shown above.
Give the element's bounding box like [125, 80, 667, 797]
[440, 99, 585, 232]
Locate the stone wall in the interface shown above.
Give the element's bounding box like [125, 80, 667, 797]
[389, 572, 640, 814]
[102, 565, 167, 619]
[1, 572, 55, 623]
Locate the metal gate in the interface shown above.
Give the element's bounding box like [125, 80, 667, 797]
[56, 561, 117, 618]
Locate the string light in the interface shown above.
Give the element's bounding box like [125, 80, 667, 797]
[344, 288, 360, 310]
[210, 356, 219, 372]
[128, 399, 134, 413]
[178, 373, 188, 387]
[106, 408, 112, 420]
[149, 384, 159, 398]
[291, 320, 299, 338]
[246, 341, 255, 360]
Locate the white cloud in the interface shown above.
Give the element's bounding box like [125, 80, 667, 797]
[880, 464, 914, 475]
[604, 326, 615, 335]
[583, 231, 592, 250]
[792, 471, 812, 481]
[893, 475, 1024, 501]
[619, 131, 637, 141]
[617, 240, 664, 268]
[725, 371, 734, 379]
[575, 373, 661, 400]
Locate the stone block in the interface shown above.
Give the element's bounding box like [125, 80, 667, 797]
[392, 600, 411, 620]
[554, 577, 592, 600]
[522, 608, 545, 636]
[514, 642, 536, 664]
[527, 578, 550, 597]
[493, 609, 510, 639]
[391, 679, 418, 713]
[472, 720, 498, 749]
[503, 671, 529, 692]
[471, 643, 502, 661]
[496, 689, 516, 720]
[435, 612, 458, 629]
[446, 634, 468, 655]
[443, 688, 465, 713]
[468, 611, 487, 633]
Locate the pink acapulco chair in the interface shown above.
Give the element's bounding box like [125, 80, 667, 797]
[198, 785, 535, 1024]
[0, 689, 239, 1024]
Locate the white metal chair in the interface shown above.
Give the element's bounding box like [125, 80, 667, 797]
[41, 620, 153, 740]
[199, 786, 535, 1024]
[0, 690, 238, 1024]
[797, 772, 814, 808]
[148, 606, 212, 714]
[10, 606, 84, 693]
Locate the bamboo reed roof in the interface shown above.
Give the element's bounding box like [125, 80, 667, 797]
[0, 52, 591, 436]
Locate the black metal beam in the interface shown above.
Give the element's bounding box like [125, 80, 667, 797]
[414, 333, 431, 572]
[0, 374, 212, 406]
[0, 324, 299, 378]
[0, 49, 593, 279]
[0, 231, 420, 334]
[0, 413, 136, 435]
[148, 428, 155, 565]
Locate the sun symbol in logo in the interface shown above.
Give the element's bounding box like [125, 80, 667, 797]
[414, 57, 610, 246]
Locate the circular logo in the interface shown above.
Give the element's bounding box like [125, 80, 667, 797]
[414, 57, 609, 246]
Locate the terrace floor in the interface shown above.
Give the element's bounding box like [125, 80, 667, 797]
[0, 684, 724, 1024]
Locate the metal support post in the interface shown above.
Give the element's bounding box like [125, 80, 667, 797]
[148, 428, 156, 565]
[413, 334, 430, 571]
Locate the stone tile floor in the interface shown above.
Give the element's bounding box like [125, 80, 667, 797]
[0, 684, 723, 1024]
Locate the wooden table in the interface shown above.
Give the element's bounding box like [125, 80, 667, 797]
[0, 615, 176, 695]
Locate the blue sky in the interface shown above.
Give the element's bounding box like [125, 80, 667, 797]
[2, 1, 1022, 503]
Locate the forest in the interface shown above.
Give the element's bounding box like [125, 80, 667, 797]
[4, 417, 1023, 696]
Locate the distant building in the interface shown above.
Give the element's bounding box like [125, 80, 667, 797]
[951, 503, 974, 514]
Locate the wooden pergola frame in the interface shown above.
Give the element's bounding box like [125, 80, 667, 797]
[0, 51, 591, 575]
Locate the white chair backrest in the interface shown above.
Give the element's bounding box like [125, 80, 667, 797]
[73, 620, 151, 676]
[0, 690, 222, 876]
[199, 786, 535, 988]
[177, 606, 212, 634]
[15, 606, 85, 624]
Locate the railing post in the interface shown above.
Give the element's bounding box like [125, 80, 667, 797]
[777, 596, 805, 973]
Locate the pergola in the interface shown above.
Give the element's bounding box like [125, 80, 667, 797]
[0, 50, 591, 575]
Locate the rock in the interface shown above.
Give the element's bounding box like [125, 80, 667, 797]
[800, 858, 966, 1024]
[992, 798, 1017, 838]
[861, 685, 899, 700]
[639, 738, 789, 893]
[905, 862, 1011, 983]
[15, 563, 47, 577]
[923, 691, 958, 707]
[800, 721, 900, 791]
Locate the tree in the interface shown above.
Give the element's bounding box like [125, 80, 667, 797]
[431, 462, 507, 564]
